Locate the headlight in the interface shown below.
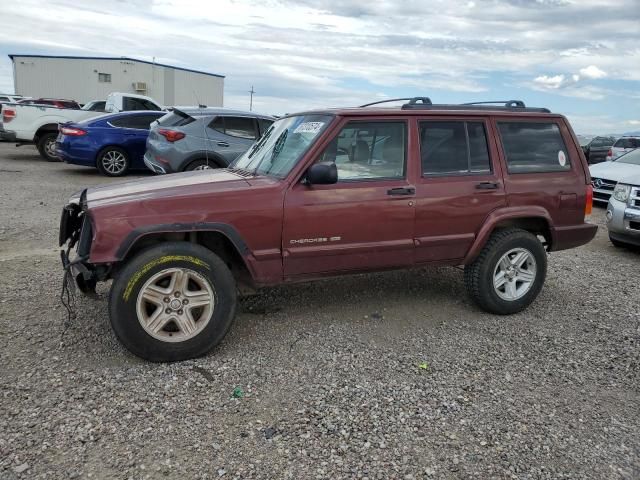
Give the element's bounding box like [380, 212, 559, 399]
[613, 184, 631, 202]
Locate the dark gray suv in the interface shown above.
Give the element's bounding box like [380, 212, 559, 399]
[144, 108, 274, 173]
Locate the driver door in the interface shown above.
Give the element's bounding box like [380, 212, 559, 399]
[282, 119, 415, 278]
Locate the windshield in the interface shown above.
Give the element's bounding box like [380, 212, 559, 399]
[615, 148, 640, 165]
[232, 114, 333, 177]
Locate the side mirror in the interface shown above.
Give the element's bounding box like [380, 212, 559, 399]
[304, 162, 338, 185]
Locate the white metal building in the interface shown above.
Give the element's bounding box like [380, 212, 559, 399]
[9, 54, 224, 107]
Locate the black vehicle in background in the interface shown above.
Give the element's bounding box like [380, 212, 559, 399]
[581, 135, 616, 164]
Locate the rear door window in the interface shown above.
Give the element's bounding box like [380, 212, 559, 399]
[420, 121, 491, 175]
[208, 116, 258, 139]
[127, 114, 164, 130]
[224, 117, 257, 139]
[109, 116, 142, 128]
[498, 121, 570, 173]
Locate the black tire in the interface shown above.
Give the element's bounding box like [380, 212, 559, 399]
[609, 235, 629, 248]
[36, 132, 60, 161]
[464, 229, 547, 315]
[109, 242, 237, 362]
[184, 158, 220, 171]
[96, 146, 130, 177]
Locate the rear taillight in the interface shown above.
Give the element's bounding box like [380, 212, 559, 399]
[585, 185, 593, 217]
[60, 126, 87, 136]
[2, 108, 16, 122]
[158, 128, 185, 142]
[607, 148, 612, 158]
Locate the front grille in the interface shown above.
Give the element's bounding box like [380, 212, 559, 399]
[593, 191, 611, 201]
[591, 177, 616, 191]
[631, 187, 640, 207]
[630, 221, 640, 231]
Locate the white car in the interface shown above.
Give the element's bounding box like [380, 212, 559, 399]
[606, 136, 640, 161]
[590, 148, 640, 203]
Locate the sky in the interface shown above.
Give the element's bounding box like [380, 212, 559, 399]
[0, 0, 638, 134]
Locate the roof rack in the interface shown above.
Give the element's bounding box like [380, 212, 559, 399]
[399, 97, 550, 113]
[359, 97, 432, 108]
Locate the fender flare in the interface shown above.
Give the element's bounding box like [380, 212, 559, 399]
[463, 206, 554, 264]
[114, 222, 249, 261]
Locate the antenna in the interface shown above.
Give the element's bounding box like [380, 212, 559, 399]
[249, 86, 255, 111]
[193, 90, 210, 169]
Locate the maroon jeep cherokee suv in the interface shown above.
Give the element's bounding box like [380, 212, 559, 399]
[60, 98, 597, 362]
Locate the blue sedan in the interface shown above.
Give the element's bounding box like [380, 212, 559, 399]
[56, 111, 165, 176]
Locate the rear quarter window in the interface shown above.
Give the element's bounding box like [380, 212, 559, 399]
[498, 121, 571, 174]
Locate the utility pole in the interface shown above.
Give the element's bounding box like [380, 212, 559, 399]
[249, 85, 255, 111]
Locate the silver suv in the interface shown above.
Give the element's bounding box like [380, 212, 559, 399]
[144, 108, 274, 173]
[606, 150, 640, 248]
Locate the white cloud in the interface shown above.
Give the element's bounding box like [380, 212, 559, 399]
[628, 120, 640, 126]
[579, 65, 607, 79]
[533, 74, 567, 89]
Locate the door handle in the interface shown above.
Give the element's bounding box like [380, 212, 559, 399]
[475, 181, 499, 190]
[217, 141, 229, 147]
[387, 187, 415, 196]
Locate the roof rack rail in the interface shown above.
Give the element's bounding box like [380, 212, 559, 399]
[359, 97, 432, 108]
[401, 98, 550, 113]
[462, 100, 526, 108]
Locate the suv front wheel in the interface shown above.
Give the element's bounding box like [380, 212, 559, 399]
[109, 242, 237, 362]
[464, 229, 547, 315]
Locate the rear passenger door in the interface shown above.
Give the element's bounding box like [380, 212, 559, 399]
[413, 118, 506, 263]
[207, 116, 258, 164]
[495, 119, 585, 226]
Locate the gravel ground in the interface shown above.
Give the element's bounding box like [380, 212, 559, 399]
[0, 143, 638, 480]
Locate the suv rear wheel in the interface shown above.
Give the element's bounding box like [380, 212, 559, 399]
[109, 242, 237, 362]
[184, 158, 219, 171]
[464, 229, 547, 314]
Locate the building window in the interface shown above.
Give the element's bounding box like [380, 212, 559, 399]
[98, 73, 111, 83]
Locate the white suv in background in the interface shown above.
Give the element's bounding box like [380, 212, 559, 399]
[606, 136, 640, 161]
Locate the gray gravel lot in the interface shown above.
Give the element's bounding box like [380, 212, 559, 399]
[0, 142, 638, 480]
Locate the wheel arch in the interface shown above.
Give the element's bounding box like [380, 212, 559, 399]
[34, 123, 59, 142]
[464, 207, 555, 264]
[114, 223, 254, 289]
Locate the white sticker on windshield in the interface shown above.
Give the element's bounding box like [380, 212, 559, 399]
[558, 150, 567, 167]
[294, 122, 324, 134]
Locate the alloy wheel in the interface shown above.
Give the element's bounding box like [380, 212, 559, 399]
[136, 267, 215, 342]
[101, 150, 127, 174]
[492, 248, 537, 301]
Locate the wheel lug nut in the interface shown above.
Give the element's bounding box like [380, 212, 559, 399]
[165, 308, 171, 314]
[182, 299, 188, 305]
[174, 292, 181, 297]
[163, 297, 169, 303]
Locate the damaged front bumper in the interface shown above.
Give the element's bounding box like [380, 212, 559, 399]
[59, 190, 105, 292]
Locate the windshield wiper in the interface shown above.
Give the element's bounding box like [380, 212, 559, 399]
[252, 129, 288, 175]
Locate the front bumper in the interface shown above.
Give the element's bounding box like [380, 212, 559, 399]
[59, 193, 103, 292]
